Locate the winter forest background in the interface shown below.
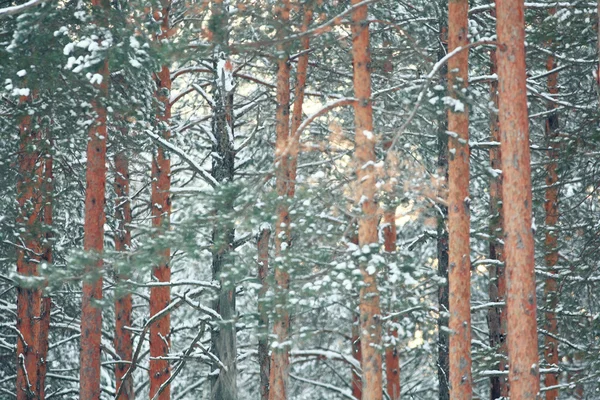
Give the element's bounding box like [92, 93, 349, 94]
[1, 0, 600, 399]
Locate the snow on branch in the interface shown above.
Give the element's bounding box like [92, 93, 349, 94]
[143, 129, 218, 188]
[0, 0, 48, 18]
[290, 373, 358, 400]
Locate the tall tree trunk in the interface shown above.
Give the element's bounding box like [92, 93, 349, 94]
[16, 93, 43, 400]
[447, 0, 472, 397]
[543, 19, 560, 399]
[383, 210, 400, 400]
[257, 227, 271, 400]
[36, 134, 53, 400]
[209, 8, 237, 397]
[351, 0, 382, 398]
[436, 26, 450, 400]
[80, 0, 109, 391]
[268, 1, 292, 399]
[287, 2, 312, 198]
[496, 1, 541, 398]
[114, 148, 133, 399]
[149, 4, 173, 398]
[487, 37, 508, 400]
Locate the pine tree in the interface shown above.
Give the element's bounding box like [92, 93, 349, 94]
[351, 0, 382, 397]
[447, 0, 472, 397]
[496, 0, 541, 397]
[80, 1, 110, 397]
[149, 2, 173, 398]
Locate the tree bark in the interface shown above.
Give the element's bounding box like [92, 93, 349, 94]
[496, 0, 541, 397]
[16, 93, 43, 400]
[487, 36, 508, 400]
[543, 19, 560, 399]
[36, 133, 53, 400]
[351, 0, 382, 398]
[257, 227, 271, 400]
[383, 210, 400, 400]
[209, 3, 237, 394]
[447, 0, 472, 397]
[80, 1, 109, 391]
[268, 1, 292, 399]
[149, 4, 173, 398]
[436, 26, 450, 400]
[287, 3, 312, 198]
[114, 149, 133, 399]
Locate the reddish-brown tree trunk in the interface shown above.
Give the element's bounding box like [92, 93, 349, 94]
[149, 5, 173, 395]
[383, 210, 400, 400]
[447, 0, 472, 397]
[80, 23, 109, 395]
[114, 149, 133, 399]
[258, 227, 271, 400]
[487, 39, 509, 400]
[543, 30, 560, 400]
[36, 134, 53, 400]
[351, 0, 382, 398]
[287, 3, 312, 198]
[269, 2, 292, 399]
[16, 94, 43, 400]
[496, 0, 541, 397]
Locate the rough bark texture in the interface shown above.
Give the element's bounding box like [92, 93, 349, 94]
[543, 39, 560, 400]
[16, 94, 43, 400]
[351, 1, 382, 398]
[114, 150, 133, 400]
[209, 6, 237, 395]
[496, 0, 541, 397]
[36, 135, 53, 400]
[487, 40, 509, 400]
[383, 210, 400, 400]
[257, 227, 271, 400]
[149, 5, 173, 397]
[80, 39, 109, 399]
[269, 1, 291, 399]
[287, 3, 312, 198]
[436, 27, 450, 400]
[447, 0, 472, 397]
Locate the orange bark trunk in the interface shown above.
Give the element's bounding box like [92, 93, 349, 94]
[16, 94, 43, 400]
[258, 227, 271, 400]
[543, 31, 560, 400]
[496, 0, 541, 397]
[487, 40, 508, 400]
[351, 1, 382, 398]
[269, 2, 292, 398]
[149, 52, 172, 400]
[149, 4, 173, 399]
[114, 149, 133, 399]
[383, 210, 400, 400]
[287, 3, 312, 198]
[447, 0, 472, 397]
[80, 41, 109, 398]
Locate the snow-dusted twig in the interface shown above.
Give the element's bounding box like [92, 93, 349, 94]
[143, 129, 218, 188]
[386, 40, 498, 154]
[150, 324, 206, 400]
[0, 0, 48, 18]
[290, 373, 358, 400]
